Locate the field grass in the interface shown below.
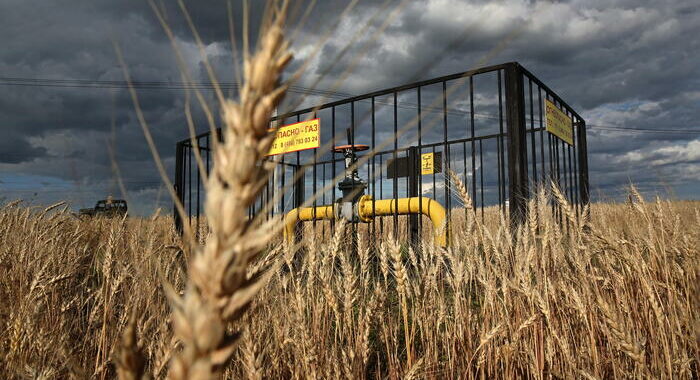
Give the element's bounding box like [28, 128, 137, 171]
[1, 194, 698, 379]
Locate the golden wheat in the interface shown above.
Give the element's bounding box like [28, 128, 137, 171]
[165, 2, 293, 379]
[1, 195, 698, 378]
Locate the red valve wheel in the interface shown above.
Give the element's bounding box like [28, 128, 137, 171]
[333, 144, 370, 153]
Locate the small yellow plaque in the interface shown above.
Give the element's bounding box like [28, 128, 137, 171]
[267, 118, 320, 156]
[545, 99, 574, 146]
[421, 152, 434, 175]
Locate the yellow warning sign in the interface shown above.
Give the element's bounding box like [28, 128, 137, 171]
[545, 99, 574, 145]
[267, 118, 320, 156]
[421, 152, 434, 175]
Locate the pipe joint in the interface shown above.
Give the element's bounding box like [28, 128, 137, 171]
[283, 196, 448, 247]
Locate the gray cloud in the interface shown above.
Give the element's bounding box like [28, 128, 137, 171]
[0, 132, 47, 163]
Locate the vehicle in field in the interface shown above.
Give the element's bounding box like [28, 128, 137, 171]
[78, 196, 128, 217]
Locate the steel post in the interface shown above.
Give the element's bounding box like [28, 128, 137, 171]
[407, 146, 420, 249]
[174, 141, 184, 235]
[504, 63, 529, 228]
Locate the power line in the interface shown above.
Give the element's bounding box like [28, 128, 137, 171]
[588, 124, 700, 134]
[3, 76, 700, 135]
[0, 189, 97, 193]
[0, 75, 502, 120]
[0, 76, 356, 98]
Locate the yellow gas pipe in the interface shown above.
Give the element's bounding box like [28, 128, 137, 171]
[284, 195, 447, 247]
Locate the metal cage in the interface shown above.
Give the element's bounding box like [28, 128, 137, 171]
[173, 62, 589, 245]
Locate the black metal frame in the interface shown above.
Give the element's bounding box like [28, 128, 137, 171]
[174, 62, 588, 243]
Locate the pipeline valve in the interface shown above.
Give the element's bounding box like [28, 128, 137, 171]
[333, 131, 369, 223]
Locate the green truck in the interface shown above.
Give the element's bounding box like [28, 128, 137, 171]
[78, 197, 128, 217]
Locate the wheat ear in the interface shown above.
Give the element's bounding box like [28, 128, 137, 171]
[114, 311, 147, 380]
[167, 2, 292, 379]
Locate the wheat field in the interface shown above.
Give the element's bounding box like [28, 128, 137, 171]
[1, 193, 698, 379]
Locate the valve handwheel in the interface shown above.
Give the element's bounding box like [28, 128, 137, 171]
[332, 144, 370, 153]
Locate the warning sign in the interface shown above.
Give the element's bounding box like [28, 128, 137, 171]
[545, 99, 574, 146]
[421, 152, 434, 175]
[387, 151, 442, 179]
[267, 118, 320, 156]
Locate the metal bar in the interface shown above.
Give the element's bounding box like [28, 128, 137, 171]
[558, 104, 568, 201]
[479, 139, 484, 221]
[547, 114, 556, 215]
[350, 102, 357, 254]
[570, 116, 577, 205]
[555, 135, 562, 223]
[470, 76, 476, 212]
[393, 92, 399, 237]
[331, 107, 336, 232]
[408, 147, 420, 249]
[497, 70, 505, 212]
[563, 138, 569, 202]
[555, 132, 560, 188]
[280, 155, 286, 215]
[293, 164, 305, 243]
[206, 135, 211, 229]
[196, 136, 201, 241]
[569, 131, 575, 203]
[538, 86, 545, 184]
[562, 139, 568, 223]
[312, 111, 317, 229]
[174, 141, 184, 234]
[572, 118, 580, 208]
[562, 139, 567, 197]
[187, 145, 192, 226]
[547, 95, 554, 184]
[270, 162, 276, 221]
[405, 156, 409, 238]
[266, 166, 271, 221]
[558, 104, 566, 199]
[296, 113, 302, 240]
[379, 153, 384, 236]
[462, 141, 467, 203]
[371, 97, 376, 242]
[557, 137, 563, 222]
[504, 63, 529, 228]
[577, 119, 590, 206]
[432, 145, 436, 199]
[443, 81, 450, 240]
[322, 162, 326, 235]
[366, 151, 371, 242]
[417, 88, 423, 238]
[529, 78, 537, 184]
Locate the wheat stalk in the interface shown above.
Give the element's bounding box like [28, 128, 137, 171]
[166, 2, 292, 378]
[385, 238, 413, 367]
[113, 311, 146, 380]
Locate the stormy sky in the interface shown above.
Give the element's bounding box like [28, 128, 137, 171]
[0, 0, 698, 215]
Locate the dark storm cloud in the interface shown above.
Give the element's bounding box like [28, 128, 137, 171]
[0, 132, 47, 163]
[0, 0, 229, 212]
[0, 0, 698, 214]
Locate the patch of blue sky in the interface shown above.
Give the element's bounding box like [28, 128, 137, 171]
[584, 100, 651, 121]
[603, 100, 647, 112]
